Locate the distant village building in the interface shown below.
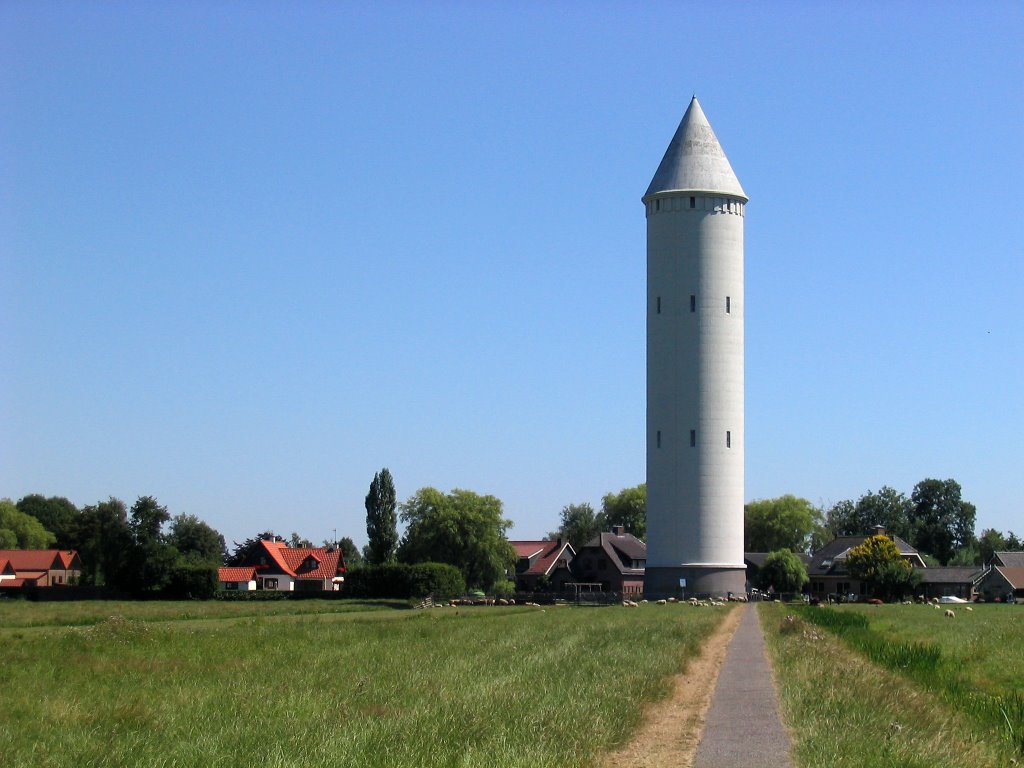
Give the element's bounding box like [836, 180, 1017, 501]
[571, 527, 646, 596]
[222, 538, 345, 592]
[0, 550, 82, 591]
[804, 527, 925, 599]
[509, 539, 575, 592]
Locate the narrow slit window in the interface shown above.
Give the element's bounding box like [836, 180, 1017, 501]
[656, 199, 660, 211]
[690, 429, 696, 447]
[690, 295, 696, 313]
[689, 196, 695, 209]
[726, 296, 731, 314]
[726, 431, 732, 448]
[656, 296, 661, 314]
[656, 430, 661, 448]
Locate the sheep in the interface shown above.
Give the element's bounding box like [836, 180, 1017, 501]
[933, 603, 941, 610]
[964, 606, 973, 612]
[656, 599, 668, 605]
[944, 609, 955, 618]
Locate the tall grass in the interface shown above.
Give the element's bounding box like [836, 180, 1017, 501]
[0, 601, 728, 768]
[795, 605, 1024, 757]
[763, 603, 1014, 768]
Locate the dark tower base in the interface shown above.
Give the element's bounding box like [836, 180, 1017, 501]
[644, 566, 747, 600]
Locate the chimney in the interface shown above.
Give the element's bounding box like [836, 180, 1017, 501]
[873, 525, 887, 537]
[613, 525, 625, 536]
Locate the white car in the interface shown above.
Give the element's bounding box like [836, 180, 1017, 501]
[938, 595, 968, 604]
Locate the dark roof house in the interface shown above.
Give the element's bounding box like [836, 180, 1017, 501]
[572, 527, 646, 596]
[989, 552, 1024, 568]
[509, 540, 575, 591]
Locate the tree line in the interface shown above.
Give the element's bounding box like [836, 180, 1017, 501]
[744, 477, 1018, 567]
[4, 494, 227, 597]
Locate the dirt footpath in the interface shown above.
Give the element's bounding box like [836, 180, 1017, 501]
[602, 606, 744, 768]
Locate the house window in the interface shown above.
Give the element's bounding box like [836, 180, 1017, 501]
[690, 295, 696, 313]
[690, 429, 696, 447]
[225, 582, 238, 590]
[263, 578, 278, 590]
[726, 431, 731, 448]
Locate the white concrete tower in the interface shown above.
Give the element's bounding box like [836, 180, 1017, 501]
[643, 97, 747, 598]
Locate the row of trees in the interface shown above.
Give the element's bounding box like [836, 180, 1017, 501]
[744, 478, 1016, 567]
[6, 494, 226, 596]
[359, 468, 516, 592]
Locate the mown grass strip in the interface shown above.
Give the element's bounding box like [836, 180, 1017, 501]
[0, 601, 729, 768]
[794, 605, 1024, 757]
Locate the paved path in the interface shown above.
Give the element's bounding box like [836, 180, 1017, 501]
[693, 604, 794, 768]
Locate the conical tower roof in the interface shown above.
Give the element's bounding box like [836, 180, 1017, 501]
[644, 96, 747, 202]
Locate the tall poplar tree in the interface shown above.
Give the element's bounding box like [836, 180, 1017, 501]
[365, 468, 398, 565]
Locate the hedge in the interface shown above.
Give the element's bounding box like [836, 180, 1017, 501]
[344, 562, 465, 599]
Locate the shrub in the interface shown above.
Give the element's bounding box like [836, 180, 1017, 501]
[345, 563, 465, 599]
[163, 561, 219, 600]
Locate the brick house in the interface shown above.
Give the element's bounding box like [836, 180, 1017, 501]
[976, 565, 1024, 603]
[509, 540, 575, 592]
[805, 528, 925, 600]
[0, 550, 82, 590]
[571, 527, 646, 596]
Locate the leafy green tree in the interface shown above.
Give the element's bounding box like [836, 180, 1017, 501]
[337, 536, 364, 568]
[911, 478, 976, 565]
[846, 534, 919, 600]
[125, 496, 179, 594]
[397, 487, 515, 591]
[70, 498, 132, 586]
[365, 468, 398, 565]
[168, 514, 227, 564]
[601, 484, 646, 540]
[854, 486, 913, 541]
[288, 532, 314, 548]
[16, 494, 78, 548]
[744, 495, 818, 553]
[758, 549, 808, 593]
[977, 528, 1023, 564]
[824, 487, 913, 541]
[0, 498, 57, 549]
[227, 531, 278, 566]
[548, 502, 606, 551]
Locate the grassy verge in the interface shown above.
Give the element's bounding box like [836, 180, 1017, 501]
[761, 603, 1018, 768]
[0, 601, 729, 767]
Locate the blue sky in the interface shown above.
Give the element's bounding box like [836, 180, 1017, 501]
[2, 2, 1021, 549]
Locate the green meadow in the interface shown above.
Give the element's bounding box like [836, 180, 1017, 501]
[762, 602, 1024, 768]
[0, 600, 727, 768]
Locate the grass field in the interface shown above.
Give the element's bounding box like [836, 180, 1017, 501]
[762, 602, 1023, 768]
[0, 600, 729, 768]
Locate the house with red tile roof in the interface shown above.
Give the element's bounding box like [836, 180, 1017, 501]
[0, 550, 82, 590]
[218, 566, 258, 591]
[509, 539, 575, 591]
[232, 539, 346, 592]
